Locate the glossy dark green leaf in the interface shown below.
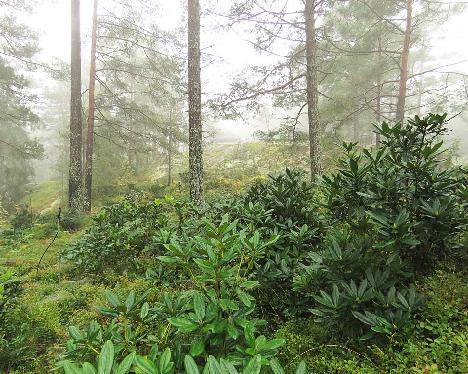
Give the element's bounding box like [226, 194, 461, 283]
[98, 340, 114, 374]
[193, 292, 205, 321]
[269, 359, 285, 374]
[140, 302, 149, 319]
[69, 326, 84, 341]
[242, 355, 262, 374]
[159, 348, 172, 374]
[134, 356, 157, 374]
[190, 338, 205, 357]
[125, 291, 135, 312]
[184, 355, 200, 374]
[81, 363, 97, 374]
[115, 352, 135, 374]
[105, 291, 120, 308]
[168, 317, 198, 332]
[63, 362, 84, 374]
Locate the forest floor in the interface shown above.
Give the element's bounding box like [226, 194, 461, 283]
[1, 176, 466, 374]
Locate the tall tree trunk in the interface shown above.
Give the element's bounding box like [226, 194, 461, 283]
[305, 0, 321, 181]
[168, 110, 173, 186]
[396, 0, 413, 123]
[376, 36, 382, 146]
[69, 0, 83, 211]
[84, 0, 98, 213]
[188, 0, 203, 203]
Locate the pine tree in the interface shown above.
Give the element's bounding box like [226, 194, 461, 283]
[0, 0, 43, 210]
[90, 1, 185, 185]
[396, 0, 413, 123]
[305, 0, 321, 179]
[69, 0, 83, 211]
[188, 0, 203, 204]
[84, 0, 98, 213]
[215, 0, 329, 181]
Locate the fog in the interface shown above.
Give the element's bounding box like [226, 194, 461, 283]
[1, 0, 468, 206]
[2, 2, 468, 372]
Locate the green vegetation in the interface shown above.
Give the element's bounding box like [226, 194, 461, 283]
[0, 114, 467, 373]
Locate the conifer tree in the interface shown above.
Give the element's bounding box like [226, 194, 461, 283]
[188, 0, 203, 203]
[69, 0, 83, 211]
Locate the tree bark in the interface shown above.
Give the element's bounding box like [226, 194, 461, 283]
[376, 36, 382, 146]
[69, 0, 83, 211]
[396, 0, 413, 123]
[305, 0, 321, 181]
[84, 0, 98, 213]
[188, 0, 203, 203]
[168, 110, 173, 186]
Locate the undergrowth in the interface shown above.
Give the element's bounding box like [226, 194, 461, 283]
[0, 114, 466, 373]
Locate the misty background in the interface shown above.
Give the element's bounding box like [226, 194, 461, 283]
[2, 0, 468, 205]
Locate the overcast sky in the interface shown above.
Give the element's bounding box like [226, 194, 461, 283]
[27, 0, 468, 146]
[29, 1, 468, 72]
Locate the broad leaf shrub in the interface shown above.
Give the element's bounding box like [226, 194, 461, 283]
[244, 169, 315, 226]
[60, 339, 308, 374]
[62, 193, 170, 273]
[158, 215, 284, 365]
[322, 114, 467, 268]
[55, 113, 466, 371]
[59, 216, 307, 373]
[294, 114, 467, 340]
[242, 169, 325, 283]
[212, 168, 324, 308]
[369, 271, 467, 372]
[294, 233, 422, 339]
[277, 271, 467, 373]
[62, 169, 322, 283]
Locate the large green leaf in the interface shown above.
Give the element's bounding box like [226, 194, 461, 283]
[98, 340, 114, 374]
[125, 291, 135, 312]
[193, 292, 205, 321]
[256, 338, 285, 352]
[190, 338, 205, 356]
[69, 326, 84, 341]
[82, 363, 97, 374]
[219, 359, 238, 374]
[168, 317, 199, 332]
[105, 291, 120, 308]
[269, 358, 285, 374]
[157, 256, 180, 264]
[205, 356, 222, 374]
[63, 362, 83, 374]
[134, 356, 157, 374]
[115, 352, 135, 374]
[184, 355, 200, 374]
[140, 302, 149, 319]
[242, 355, 262, 374]
[159, 348, 173, 374]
